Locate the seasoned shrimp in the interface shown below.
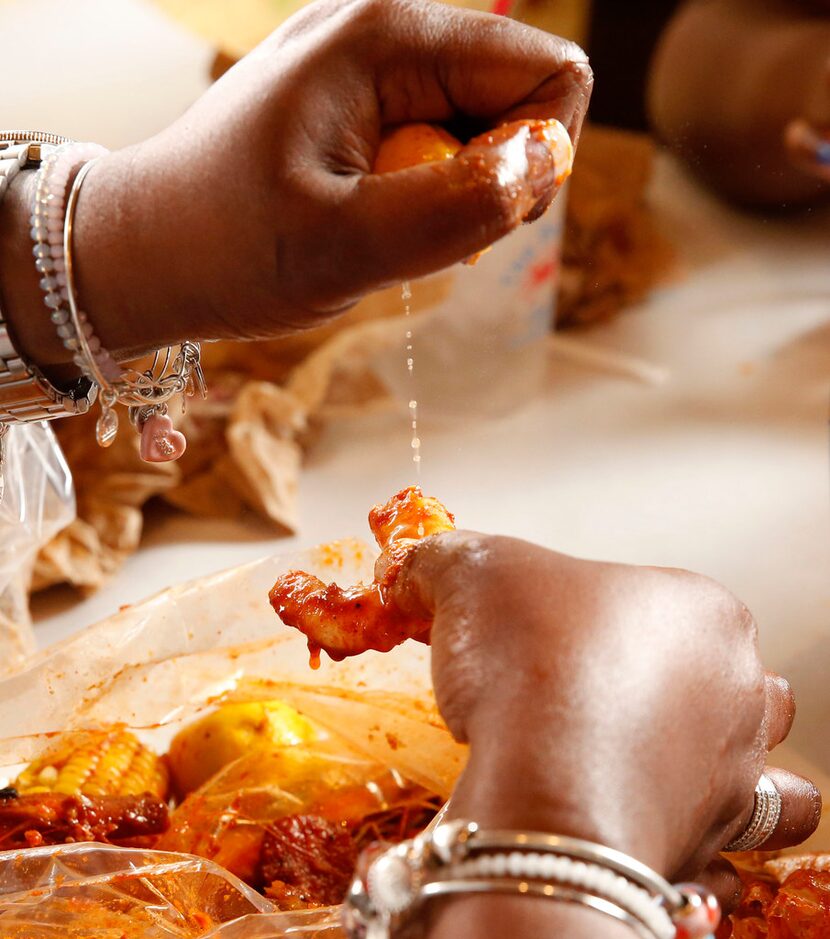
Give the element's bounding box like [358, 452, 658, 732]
[269, 487, 455, 666]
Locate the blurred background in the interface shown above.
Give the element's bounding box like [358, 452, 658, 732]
[0, 0, 677, 143]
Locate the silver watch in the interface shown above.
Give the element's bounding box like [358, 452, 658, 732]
[0, 132, 96, 424]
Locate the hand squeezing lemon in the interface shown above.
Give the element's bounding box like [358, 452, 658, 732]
[373, 118, 573, 264]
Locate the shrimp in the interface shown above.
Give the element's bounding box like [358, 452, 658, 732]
[269, 487, 455, 665]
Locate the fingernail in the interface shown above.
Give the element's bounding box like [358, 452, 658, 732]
[525, 136, 560, 198]
[524, 120, 574, 198]
[461, 120, 574, 220]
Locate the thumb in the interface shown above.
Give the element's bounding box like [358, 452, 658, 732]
[338, 119, 573, 290]
[390, 530, 494, 621]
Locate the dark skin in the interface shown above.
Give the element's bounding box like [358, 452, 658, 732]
[649, 0, 830, 208]
[0, 0, 590, 377]
[391, 533, 822, 938]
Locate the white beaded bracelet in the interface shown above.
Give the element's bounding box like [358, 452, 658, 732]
[31, 142, 110, 377]
[448, 854, 674, 939]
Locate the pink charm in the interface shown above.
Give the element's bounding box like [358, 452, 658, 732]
[673, 883, 721, 939]
[139, 413, 186, 463]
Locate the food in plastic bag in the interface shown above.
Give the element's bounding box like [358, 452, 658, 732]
[5, 700, 444, 908]
[1, 717, 442, 935]
[3, 709, 443, 928]
[723, 853, 830, 937]
[270, 486, 455, 664]
[0, 535, 466, 936]
[158, 731, 441, 903]
[14, 728, 169, 799]
[0, 842, 280, 937]
[0, 789, 169, 851]
[168, 701, 320, 797]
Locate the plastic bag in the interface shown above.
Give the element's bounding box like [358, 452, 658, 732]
[0, 423, 74, 675]
[0, 842, 345, 937]
[0, 539, 465, 794]
[0, 537, 464, 935]
[159, 734, 442, 894]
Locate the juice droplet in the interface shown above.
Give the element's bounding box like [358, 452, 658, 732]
[401, 281, 421, 475]
[308, 645, 321, 671]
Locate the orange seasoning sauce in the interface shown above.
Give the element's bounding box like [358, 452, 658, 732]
[270, 487, 455, 665]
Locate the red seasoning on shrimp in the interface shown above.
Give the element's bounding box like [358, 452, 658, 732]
[269, 487, 455, 666]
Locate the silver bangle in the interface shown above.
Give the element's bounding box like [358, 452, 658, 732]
[343, 819, 721, 939]
[27, 143, 205, 461]
[0, 133, 96, 426]
[62, 157, 205, 460]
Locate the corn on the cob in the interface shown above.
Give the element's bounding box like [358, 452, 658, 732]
[14, 729, 169, 800]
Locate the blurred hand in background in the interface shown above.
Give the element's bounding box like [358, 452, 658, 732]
[648, 0, 830, 208]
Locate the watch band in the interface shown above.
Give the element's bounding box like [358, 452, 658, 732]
[0, 142, 30, 202]
[0, 133, 96, 423]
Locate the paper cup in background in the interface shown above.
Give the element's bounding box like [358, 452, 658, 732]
[372, 189, 567, 420]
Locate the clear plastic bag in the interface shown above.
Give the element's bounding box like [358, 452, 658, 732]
[0, 539, 465, 795]
[0, 423, 74, 674]
[0, 842, 345, 937]
[0, 538, 464, 936]
[158, 734, 442, 897]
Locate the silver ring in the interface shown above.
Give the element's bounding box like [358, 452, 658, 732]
[724, 773, 782, 852]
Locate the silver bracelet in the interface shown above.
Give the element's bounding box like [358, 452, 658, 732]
[64, 160, 205, 460]
[343, 819, 721, 939]
[0, 133, 97, 427]
[30, 144, 205, 462]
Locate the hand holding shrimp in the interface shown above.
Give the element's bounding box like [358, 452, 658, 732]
[269, 487, 455, 666]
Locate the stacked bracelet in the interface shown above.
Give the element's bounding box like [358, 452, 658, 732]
[30, 143, 205, 462]
[0, 134, 97, 432]
[31, 142, 112, 376]
[344, 819, 721, 939]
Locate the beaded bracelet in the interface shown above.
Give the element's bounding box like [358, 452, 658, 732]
[31, 144, 205, 462]
[446, 854, 674, 938]
[31, 142, 110, 369]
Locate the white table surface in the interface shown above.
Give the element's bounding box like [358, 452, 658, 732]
[5, 0, 830, 792]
